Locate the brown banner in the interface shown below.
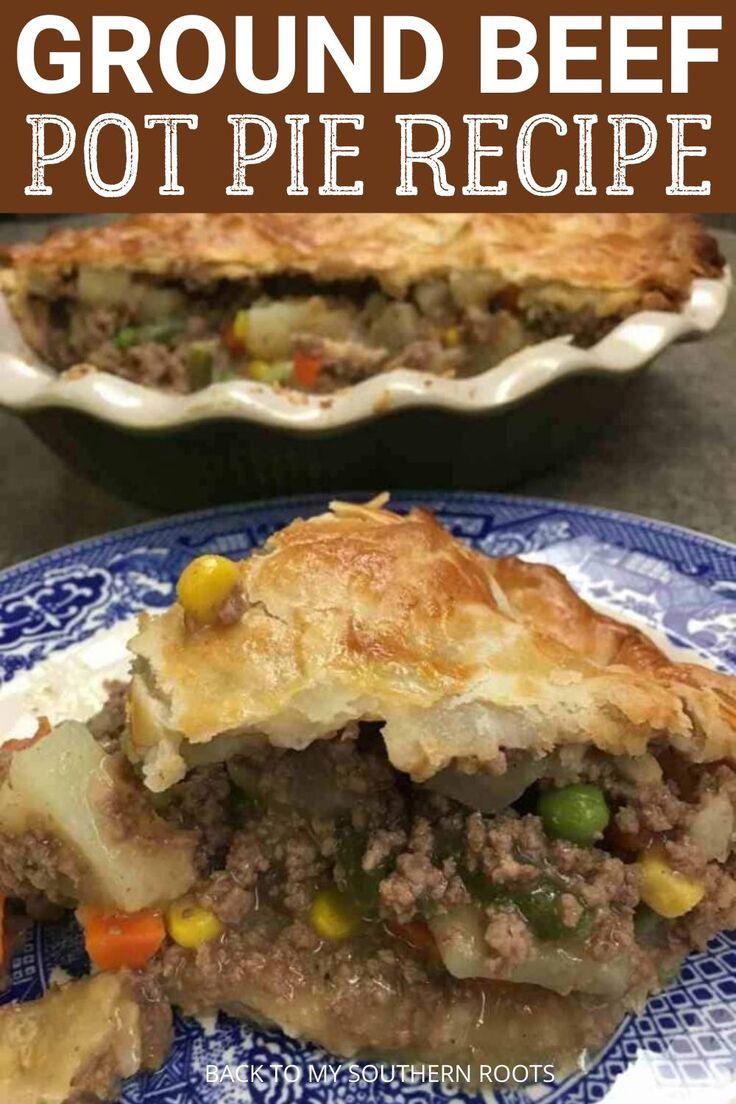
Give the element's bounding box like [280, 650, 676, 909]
[0, 1, 732, 211]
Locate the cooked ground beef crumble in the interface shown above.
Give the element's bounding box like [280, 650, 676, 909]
[68, 684, 736, 980]
[3, 680, 736, 1093]
[18, 267, 623, 395]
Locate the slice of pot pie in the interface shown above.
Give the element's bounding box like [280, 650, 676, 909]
[1, 213, 724, 394]
[2, 498, 736, 1100]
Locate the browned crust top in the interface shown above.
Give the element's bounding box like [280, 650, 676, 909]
[128, 499, 736, 787]
[3, 213, 724, 308]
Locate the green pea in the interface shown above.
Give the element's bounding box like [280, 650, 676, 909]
[537, 783, 610, 846]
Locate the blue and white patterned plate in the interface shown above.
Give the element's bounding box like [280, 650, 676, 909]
[1, 492, 735, 1104]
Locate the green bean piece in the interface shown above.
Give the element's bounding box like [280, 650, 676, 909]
[634, 904, 669, 948]
[467, 868, 590, 942]
[186, 343, 215, 389]
[114, 327, 139, 350]
[335, 827, 384, 916]
[515, 880, 570, 941]
[139, 318, 185, 344]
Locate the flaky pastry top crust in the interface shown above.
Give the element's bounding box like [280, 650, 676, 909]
[127, 499, 736, 790]
[4, 213, 724, 312]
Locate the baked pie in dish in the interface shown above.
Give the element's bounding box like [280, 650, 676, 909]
[2, 497, 736, 1100]
[1, 212, 724, 395]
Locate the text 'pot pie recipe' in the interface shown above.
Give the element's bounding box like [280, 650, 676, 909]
[1, 213, 724, 394]
[2, 497, 736, 1101]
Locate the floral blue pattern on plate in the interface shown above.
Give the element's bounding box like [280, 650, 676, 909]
[0, 492, 735, 1104]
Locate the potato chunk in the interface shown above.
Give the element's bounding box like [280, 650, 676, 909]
[76, 266, 134, 307]
[246, 297, 356, 360]
[0, 722, 197, 911]
[430, 905, 631, 998]
[0, 972, 171, 1104]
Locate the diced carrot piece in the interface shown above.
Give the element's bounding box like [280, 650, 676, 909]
[388, 919, 440, 960]
[78, 907, 166, 972]
[605, 820, 654, 856]
[221, 309, 250, 356]
[221, 327, 238, 355]
[293, 351, 323, 388]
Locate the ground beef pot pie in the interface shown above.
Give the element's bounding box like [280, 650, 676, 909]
[2, 498, 736, 1102]
[1, 213, 724, 395]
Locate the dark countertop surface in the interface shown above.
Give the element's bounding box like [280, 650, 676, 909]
[0, 219, 733, 569]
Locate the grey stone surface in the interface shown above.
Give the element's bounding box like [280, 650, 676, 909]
[520, 236, 736, 543]
[0, 219, 733, 568]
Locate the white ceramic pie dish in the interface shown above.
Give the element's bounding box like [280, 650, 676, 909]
[0, 271, 730, 433]
[0, 269, 729, 510]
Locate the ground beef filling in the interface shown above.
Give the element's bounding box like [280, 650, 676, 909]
[139, 732, 736, 1006]
[87, 679, 128, 754]
[0, 829, 84, 917]
[4, 692, 736, 1075]
[21, 266, 621, 394]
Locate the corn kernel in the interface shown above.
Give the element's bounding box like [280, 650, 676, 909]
[309, 888, 358, 941]
[442, 326, 460, 348]
[232, 309, 250, 345]
[176, 555, 239, 624]
[166, 901, 223, 949]
[639, 849, 705, 919]
[247, 360, 274, 382]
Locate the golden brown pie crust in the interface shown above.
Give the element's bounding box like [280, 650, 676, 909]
[3, 213, 724, 316]
[127, 499, 736, 791]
